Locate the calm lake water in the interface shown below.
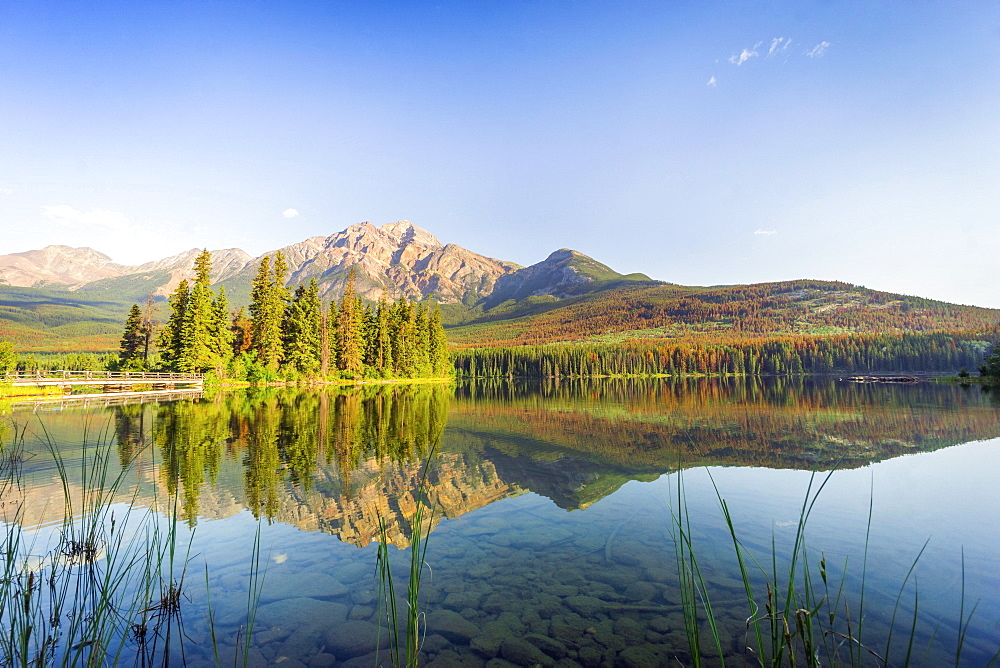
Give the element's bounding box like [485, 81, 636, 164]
[4, 378, 1000, 666]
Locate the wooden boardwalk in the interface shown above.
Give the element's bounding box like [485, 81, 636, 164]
[9, 388, 204, 412]
[3, 370, 204, 389]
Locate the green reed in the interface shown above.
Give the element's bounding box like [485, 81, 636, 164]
[671, 467, 997, 667]
[0, 418, 263, 666]
[375, 446, 438, 668]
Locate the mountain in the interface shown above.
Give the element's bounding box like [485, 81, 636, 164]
[218, 221, 520, 305]
[0, 244, 253, 295]
[0, 246, 131, 287]
[2, 219, 999, 354]
[0, 221, 518, 305]
[481, 248, 655, 308]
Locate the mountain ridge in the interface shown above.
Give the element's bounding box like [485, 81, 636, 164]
[2, 220, 999, 353]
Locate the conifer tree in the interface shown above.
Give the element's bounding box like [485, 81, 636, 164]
[365, 298, 392, 377]
[249, 254, 287, 369]
[174, 250, 228, 372]
[158, 279, 190, 370]
[321, 301, 335, 375]
[141, 295, 157, 367]
[0, 340, 15, 375]
[390, 298, 416, 376]
[336, 268, 364, 376]
[427, 304, 451, 376]
[119, 304, 145, 370]
[283, 279, 322, 373]
[208, 286, 235, 373]
[413, 302, 431, 374]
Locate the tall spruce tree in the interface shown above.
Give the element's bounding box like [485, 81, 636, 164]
[336, 268, 364, 376]
[427, 304, 451, 376]
[283, 279, 322, 373]
[365, 298, 392, 377]
[249, 254, 288, 370]
[390, 298, 416, 376]
[158, 279, 190, 370]
[141, 295, 157, 367]
[118, 304, 145, 370]
[174, 250, 231, 373]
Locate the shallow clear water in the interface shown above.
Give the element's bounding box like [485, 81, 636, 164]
[4, 377, 1000, 666]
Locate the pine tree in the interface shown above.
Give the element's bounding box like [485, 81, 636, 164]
[365, 298, 392, 377]
[283, 279, 322, 374]
[119, 304, 145, 370]
[249, 254, 287, 370]
[158, 279, 190, 370]
[412, 302, 430, 375]
[208, 286, 235, 373]
[140, 295, 157, 367]
[0, 340, 17, 375]
[427, 304, 451, 376]
[390, 298, 416, 376]
[336, 268, 364, 376]
[174, 250, 226, 373]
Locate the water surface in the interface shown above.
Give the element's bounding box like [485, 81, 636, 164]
[5, 377, 999, 665]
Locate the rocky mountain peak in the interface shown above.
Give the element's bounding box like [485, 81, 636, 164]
[0, 245, 127, 287]
[380, 220, 442, 249]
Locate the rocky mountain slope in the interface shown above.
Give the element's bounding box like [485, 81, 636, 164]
[226, 221, 521, 304]
[3, 219, 999, 353]
[0, 221, 524, 305]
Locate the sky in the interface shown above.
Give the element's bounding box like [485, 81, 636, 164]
[1, 1, 999, 307]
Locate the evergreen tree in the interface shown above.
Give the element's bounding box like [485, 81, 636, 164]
[0, 340, 17, 375]
[283, 279, 322, 373]
[175, 249, 228, 373]
[158, 279, 190, 370]
[208, 286, 235, 373]
[412, 302, 430, 374]
[427, 304, 451, 376]
[365, 298, 392, 377]
[118, 304, 145, 370]
[336, 268, 364, 376]
[390, 298, 416, 376]
[249, 254, 287, 370]
[140, 295, 157, 367]
[979, 345, 1000, 380]
[321, 301, 335, 375]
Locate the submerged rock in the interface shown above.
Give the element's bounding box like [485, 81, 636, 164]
[259, 572, 348, 603]
[426, 609, 480, 644]
[323, 619, 390, 660]
[499, 637, 555, 666]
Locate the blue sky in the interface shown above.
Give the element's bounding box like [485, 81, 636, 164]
[2, 1, 999, 307]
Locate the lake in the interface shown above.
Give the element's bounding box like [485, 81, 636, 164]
[3, 377, 999, 666]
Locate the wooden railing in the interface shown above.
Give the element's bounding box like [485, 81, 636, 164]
[3, 370, 204, 382]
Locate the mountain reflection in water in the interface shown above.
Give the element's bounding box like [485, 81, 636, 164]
[10, 377, 998, 547]
[5, 377, 1000, 665]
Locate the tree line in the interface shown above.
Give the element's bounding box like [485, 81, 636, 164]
[118, 250, 451, 381]
[452, 330, 1000, 378]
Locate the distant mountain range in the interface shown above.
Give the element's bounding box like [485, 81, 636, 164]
[1, 220, 998, 352]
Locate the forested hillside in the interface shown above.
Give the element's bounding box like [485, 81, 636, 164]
[446, 279, 1000, 348]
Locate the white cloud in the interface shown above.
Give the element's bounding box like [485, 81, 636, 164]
[806, 41, 831, 58]
[0, 187, 12, 196]
[282, 208, 300, 218]
[754, 229, 778, 236]
[768, 37, 791, 57]
[729, 44, 760, 66]
[41, 204, 131, 231]
[706, 76, 717, 87]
